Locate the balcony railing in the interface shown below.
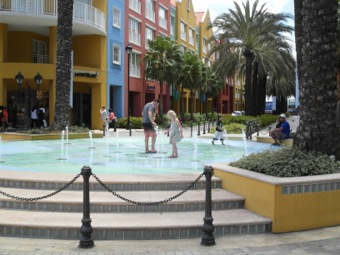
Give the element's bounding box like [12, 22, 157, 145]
[0, 0, 105, 32]
[32, 54, 49, 63]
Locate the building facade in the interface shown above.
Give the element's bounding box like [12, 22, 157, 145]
[0, 0, 230, 131]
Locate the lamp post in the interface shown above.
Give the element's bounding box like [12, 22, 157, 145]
[125, 44, 133, 135]
[15, 72, 43, 129]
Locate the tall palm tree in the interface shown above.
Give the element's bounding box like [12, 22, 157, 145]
[210, 0, 293, 116]
[54, 0, 74, 129]
[144, 36, 183, 122]
[294, 0, 340, 159]
[179, 52, 202, 121]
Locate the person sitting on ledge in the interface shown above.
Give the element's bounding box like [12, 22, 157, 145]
[269, 113, 290, 145]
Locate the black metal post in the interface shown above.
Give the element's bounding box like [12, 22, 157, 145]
[201, 165, 215, 246]
[190, 120, 193, 138]
[207, 119, 211, 133]
[79, 166, 94, 249]
[203, 118, 206, 134]
[125, 44, 133, 136]
[197, 120, 200, 136]
[103, 124, 105, 136]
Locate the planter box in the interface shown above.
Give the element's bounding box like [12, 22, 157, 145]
[0, 132, 103, 141]
[211, 162, 340, 233]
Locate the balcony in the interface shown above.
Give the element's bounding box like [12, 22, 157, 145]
[0, 0, 106, 36]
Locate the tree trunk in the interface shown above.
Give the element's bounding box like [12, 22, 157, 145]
[258, 72, 267, 115]
[54, 0, 73, 129]
[294, 0, 340, 159]
[251, 62, 259, 116]
[243, 49, 253, 116]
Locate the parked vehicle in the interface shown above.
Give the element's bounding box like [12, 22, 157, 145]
[231, 111, 242, 116]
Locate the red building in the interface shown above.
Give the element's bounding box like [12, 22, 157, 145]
[125, 0, 171, 117]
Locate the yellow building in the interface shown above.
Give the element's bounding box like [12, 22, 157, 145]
[0, 0, 107, 130]
[170, 0, 215, 117]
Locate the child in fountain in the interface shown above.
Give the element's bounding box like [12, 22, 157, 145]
[164, 110, 183, 158]
[212, 115, 225, 145]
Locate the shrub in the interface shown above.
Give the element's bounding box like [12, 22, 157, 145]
[230, 147, 340, 177]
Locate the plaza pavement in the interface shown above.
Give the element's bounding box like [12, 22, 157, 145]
[2, 114, 340, 255]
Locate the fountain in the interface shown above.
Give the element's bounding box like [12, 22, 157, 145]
[224, 129, 229, 146]
[242, 129, 249, 156]
[57, 130, 67, 160]
[64, 125, 70, 144]
[88, 130, 95, 149]
[0, 129, 271, 174]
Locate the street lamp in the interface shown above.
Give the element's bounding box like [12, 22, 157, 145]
[34, 72, 43, 90]
[125, 44, 133, 134]
[15, 71, 24, 89]
[15, 71, 43, 129]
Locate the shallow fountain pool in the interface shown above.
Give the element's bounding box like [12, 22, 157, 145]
[0, 134, 272, 174]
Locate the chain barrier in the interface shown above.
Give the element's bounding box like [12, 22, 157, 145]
[92, 172, 205, 206]
[0, 173, 81, 202]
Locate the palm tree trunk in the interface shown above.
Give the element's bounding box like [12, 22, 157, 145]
[54, 0, 73, 129]
[294, 0, 340, 159]
[251, 61, 259, 116]
[243, 49, 253, 116]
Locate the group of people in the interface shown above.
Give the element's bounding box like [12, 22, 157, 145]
[100, 99, 290, 157]
[30, 104, 47, 129]
[100, 106, 117, 131]
[142, 99, 184, 158]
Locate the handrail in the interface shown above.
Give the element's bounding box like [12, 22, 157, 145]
[0, 0, 105, 31]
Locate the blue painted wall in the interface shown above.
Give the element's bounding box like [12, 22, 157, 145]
[107, 0, 125, 118]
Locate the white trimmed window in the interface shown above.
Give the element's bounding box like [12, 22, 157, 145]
[112, 44, 121, 65]
[112, 7, 120, 28]
[180, 21, 187, 41]
[130, 53, 141, 78]
[145, 26, 155, 48]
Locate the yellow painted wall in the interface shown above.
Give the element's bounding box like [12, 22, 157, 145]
[214, 167, 340, 233]
[73, 35, 103, 68]
[8, 32, 49, 63]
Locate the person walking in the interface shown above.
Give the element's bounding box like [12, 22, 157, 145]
[108, 109, 117, 132]
[142, 99, 160, 153]
[1, 107, 8, 132]
[100, 106, 107, 130]
[30, 106, 39, 129]
[212, 115, 225, 145]
[164, 110, 183, 158]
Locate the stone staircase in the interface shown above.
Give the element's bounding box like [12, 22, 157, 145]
[0, 171, 271, 240]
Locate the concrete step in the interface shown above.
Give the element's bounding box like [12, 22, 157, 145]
[0, 171, 222, 191]
[0, 188, 244, 212]
[0, 172, 272, 240]
[0, 209, 271, 240]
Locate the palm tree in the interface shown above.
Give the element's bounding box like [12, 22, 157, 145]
[179, 52, 202, 121]
[144, 36, 183, 123]
[53, 0, 74, 129]
[210, 0, 293, 116]
[294, 0, 340, 159]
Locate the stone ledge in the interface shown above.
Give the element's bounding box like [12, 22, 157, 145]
[0, 132, 103, 141]
[211, 163, 340, 233]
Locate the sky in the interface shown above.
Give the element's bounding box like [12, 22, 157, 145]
[192, 0, 294, 23]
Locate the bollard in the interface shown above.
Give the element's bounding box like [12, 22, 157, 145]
[197, 120, 200, 136]
[129, 123, 132, 137]
[201, 165, 215, 246]
[207, 119, 211, 133]
[190, 120, 193, 138]
[79, 166, 94, 249]
[203, 119, 206, 134]
[102, 124, 106, 136]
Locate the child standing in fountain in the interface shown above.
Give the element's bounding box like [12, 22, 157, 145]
[164, 110, 183, 158]
[212, 115, 225, 145]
